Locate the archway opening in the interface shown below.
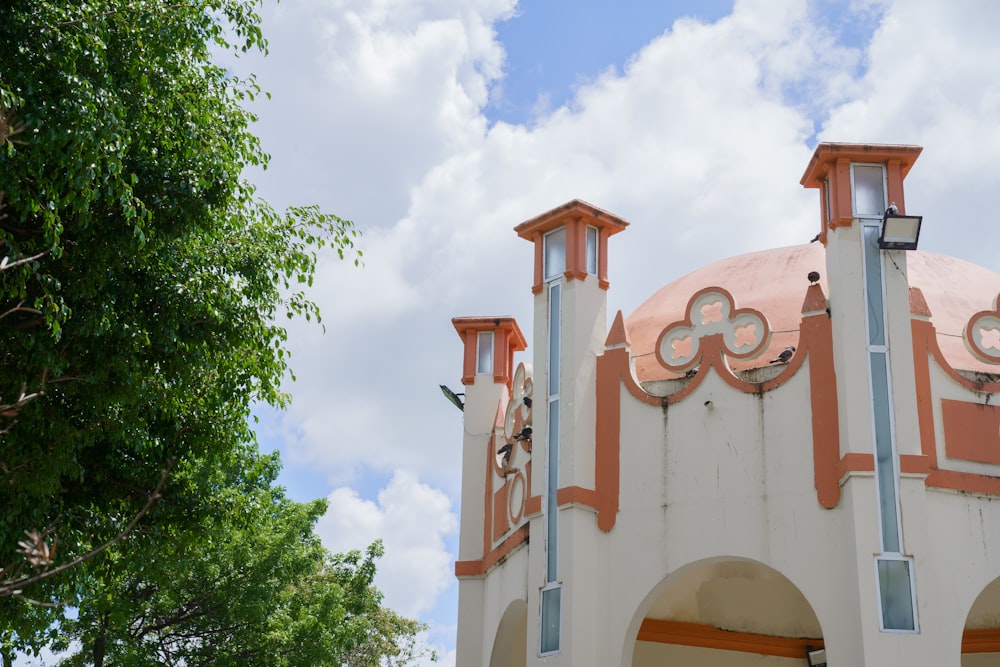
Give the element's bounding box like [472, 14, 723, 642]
[489, 599, 527, 667]
[630, 558, 824, 667]
[963, 576, 1000, 665]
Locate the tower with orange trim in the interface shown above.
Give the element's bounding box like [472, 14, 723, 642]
[452, 145, 1000, 667]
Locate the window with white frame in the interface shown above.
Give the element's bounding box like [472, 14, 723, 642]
[544, 228, 566, 280]
[585, 226, 598, 275]
[853, 161, 918, 632]
[476, 331, 493, 375]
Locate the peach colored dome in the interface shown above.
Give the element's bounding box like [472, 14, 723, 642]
[625, 244, 1000, 382]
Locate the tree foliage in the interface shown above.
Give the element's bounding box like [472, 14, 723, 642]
[53, 448, 405, 667]
[0, 2, 426, 664]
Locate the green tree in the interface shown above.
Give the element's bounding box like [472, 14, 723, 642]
[0, 0, 403, 661]
[51, 447, 419, 667]
[341, 605, 438, 667]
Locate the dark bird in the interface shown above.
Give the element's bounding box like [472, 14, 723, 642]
[808, 271, 820, 284]
[514, 427, 532, 441]
[769, 346, 796, 364]
[684, 366, 699, 378]
[522, 396, 532, 408]
[497, 442, 513, 466]
[809, 233, 820, 243]
[885, 202, 898, 216]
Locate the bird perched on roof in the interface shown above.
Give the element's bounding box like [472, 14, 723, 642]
[513, 427, 532, 442]
[808, 271, 820, 284]
[769, 346, 796, 364]
[886, 202, 898, 216]
[684, 366, 699, 378]
[809, 233, 820, 243]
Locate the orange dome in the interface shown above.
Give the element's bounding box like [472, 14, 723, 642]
[625, 244, 1000, 382]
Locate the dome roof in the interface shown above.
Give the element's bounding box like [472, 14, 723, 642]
[625, 244, 1000, 382]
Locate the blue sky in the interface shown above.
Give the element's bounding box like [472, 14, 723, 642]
[219, 1, 1000, 665]
[489, 1, 735, 125]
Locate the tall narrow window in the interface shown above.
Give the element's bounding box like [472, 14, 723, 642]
[855, 162, 917, 632]
[853, 164, 886, 216]
[822, 177, 832, 227]
[877, 556, 917, 632]
[540, 584, 561, 654]
[477, 331, 493, 375]
[544, 228, 566, 280]
[541, 272, 562, 655]
[585, 226, 598, 275]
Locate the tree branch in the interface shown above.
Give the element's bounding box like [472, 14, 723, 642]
[0, 247, 53, 272]
[0, 301, 43, 322]
[0, 457, 177, 597]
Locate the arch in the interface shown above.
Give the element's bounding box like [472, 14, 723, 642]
[622, 557, 825, 667]
[962, 576, 1000, 664]
[489, 599, 527, 667]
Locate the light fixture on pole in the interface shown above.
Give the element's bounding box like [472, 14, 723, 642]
[439, 384, 465, 412]
[878, 204, 922, 250]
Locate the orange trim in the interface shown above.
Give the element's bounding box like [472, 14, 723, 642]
[911, 312, 941, 470]
[653, 285, 824, 402]
[800, 143, 922, 233]
[926, 469, 1000, 496]
[514, 199, 629, 240]
[492, 479, 510, 542]
[799, 285, 842, 509]
[525, 493, 542, 517]
[900, 454, 931, 475]
[523, 460, 541, 518]
[909, 287, 932, 318]
[663, 331, 804, 404]
[636, 619, 822, 658]
[832, 157, 852, 228]
[908, 303, 1000, 497]
[963, 628, 1000, 653]
[965, 293, 1000, 364]
[556, 485, 599, 510]
[653, 286, 771, 373]
[567, 216, 587, 281]
[593, 312, 663, 532]
[493, 329, 507, 385]
[606, 309, 630, 348]
[530, 232, 544, 295]
[452, 317, 528, 388]
[482, 432, 497, 561]
[919, 317, 1000, 394]
[460, 330, 477, 385]
[598, 228, 610, 289]
[942, 399, 1000, 464]
[455, 524, 530, 578]
[885, 157, 908, 216]
[838, 452, 875, 478]
[514, 199, 629, 293]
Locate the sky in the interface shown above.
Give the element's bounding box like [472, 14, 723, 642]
[217, 0, 1000, 664]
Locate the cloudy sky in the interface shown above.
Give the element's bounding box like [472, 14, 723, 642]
[230, 0, 1000, 663]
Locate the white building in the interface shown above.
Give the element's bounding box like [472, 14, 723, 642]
[451, 143, 1000, 666]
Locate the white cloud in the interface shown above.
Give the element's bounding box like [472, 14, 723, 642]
[316, 470, 458, 619]
[244, 0, 1000, 661]
[820, 0, 1000, 271]
[240, 0, 515, 227]
[259, 1, 917, 538]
